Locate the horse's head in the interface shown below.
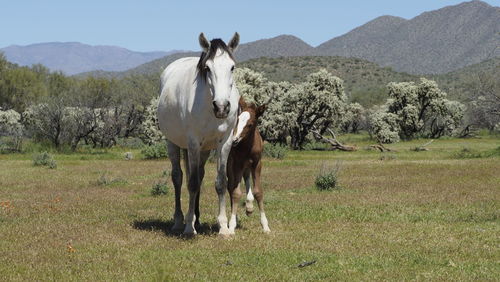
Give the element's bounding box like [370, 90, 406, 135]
[232, 97, 266, 146]
[197, 32, 240, 119]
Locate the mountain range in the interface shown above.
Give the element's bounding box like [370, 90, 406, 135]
[106, 0, 499, 77]
[0, 42, 184, 75]
[1, 0, 498, 76]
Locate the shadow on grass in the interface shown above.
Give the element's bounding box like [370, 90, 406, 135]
[132, 218, 218, 238]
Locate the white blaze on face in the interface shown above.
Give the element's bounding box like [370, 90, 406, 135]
[208, 48, 235, 107]
[234, 111, 250, 141]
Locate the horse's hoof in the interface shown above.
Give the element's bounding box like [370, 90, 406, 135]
[218, 232, 231, 239]
[218, 228, 231, 239]
[171, 222, 184, 231]
[182, 228, 197, 237]
[263, 228, 271, 234]
[182, 232, 197, 239]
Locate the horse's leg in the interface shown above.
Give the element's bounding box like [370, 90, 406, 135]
[182, 149, 193, 227]
[228, 160, 243, 235]
[243, 168, 254, 216]
[252, 160, 270, 233]
[184, 140, 201, 235]
[167, 141, 184, 231]
[215, 138, 232, 236]
[195, 150, 210, 229]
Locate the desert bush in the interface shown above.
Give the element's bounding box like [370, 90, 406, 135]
[315, 162, 341, 191]
[96, 172, 127, 186]
[235, 68, 349, 149]
[124, 152, 133, 160]
[0, 108, 24, 152]
[139, 96, 164, 145]
[284, 69, 347, 149]
[368, 78, 465, 143]
[32, 151, 57, 169]
[141, 143, 168, 159]
[368, 109, 401, 143]
[451, 146, 500, 159]
[151, 181, 168, 196]
[263, 143, 287, 159]
[339, 102, 366, 133]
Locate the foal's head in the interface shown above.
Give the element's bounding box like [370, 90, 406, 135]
[232, 97, 266, 146]
[197, 32, 240, 119]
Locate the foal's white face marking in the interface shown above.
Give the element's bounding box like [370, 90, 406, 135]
[233, 111, 250, 143]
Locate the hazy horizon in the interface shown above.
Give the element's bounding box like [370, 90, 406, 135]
[1, 0, 498, 52]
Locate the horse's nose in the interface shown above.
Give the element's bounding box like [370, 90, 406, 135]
[223, 101, 230, 113]
[212, 101, 230, 118]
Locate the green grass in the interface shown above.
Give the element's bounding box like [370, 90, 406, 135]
[0, 136, 499, 280]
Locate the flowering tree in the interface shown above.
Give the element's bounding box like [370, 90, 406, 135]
[23, 98, 68, 148]
[339, 102, 365, 133]
[235, 68, 348, 149]
[369, 78, 465, 143]
[234, 68, 291, 144]
[0, 108, 24, 151]
[284, 69, 347, 149]
[139, 96, 164, 145]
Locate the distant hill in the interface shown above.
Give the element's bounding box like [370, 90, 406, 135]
[239, 56, 499, 105]
[430, 57, 500, 101]
[96, 34, 317, 78]
[0, 42, 184, 75]
[94, 1, 498, 78]
[316, 1, 500, 74]
[234, 35, 316, 61]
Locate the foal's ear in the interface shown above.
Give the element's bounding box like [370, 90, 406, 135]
[256, 104, 267, 118]
[228, 32, 240, 52]
[238, 96, 248, 109]
[199, 32, 210, 52]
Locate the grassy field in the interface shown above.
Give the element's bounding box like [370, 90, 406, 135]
[0, 136, 499, 281]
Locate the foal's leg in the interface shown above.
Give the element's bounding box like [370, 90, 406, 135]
[243, 168, 254, 216]
[167, 141, 183, 231]
[228, 162, 243, 235]
[252, 160, 271, 233]
[184, 141, 201, 235]
[215, 138, 232, 236]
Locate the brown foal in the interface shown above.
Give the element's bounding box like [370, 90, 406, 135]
[227, 97, 271, 234]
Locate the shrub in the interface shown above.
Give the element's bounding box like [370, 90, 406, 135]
[33, 152, 57, 169]
[141, 143, 168, 159]
[96, 172, 127, 186]
[315, 162, 341, 191]
[452, 146, 500, 159]
[263, 143, 287, 159]
[124, 152, 133, 160]
[151, 181, 168, 196]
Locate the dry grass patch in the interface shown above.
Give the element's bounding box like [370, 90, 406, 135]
[0, 137, 498, 280]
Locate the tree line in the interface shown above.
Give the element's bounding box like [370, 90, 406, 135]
[0, 52, 498, 152]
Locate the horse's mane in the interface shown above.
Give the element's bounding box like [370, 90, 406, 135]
[197, 39, 235, 80]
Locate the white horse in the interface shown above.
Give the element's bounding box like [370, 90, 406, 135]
[157, 33, 240, 236]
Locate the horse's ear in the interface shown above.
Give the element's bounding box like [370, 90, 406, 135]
[228, 32, 240, 52]
[199, 33, 210, 52]
[256, 104, 267, 118]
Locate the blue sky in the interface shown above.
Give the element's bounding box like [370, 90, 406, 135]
[1, 0, 497, 52]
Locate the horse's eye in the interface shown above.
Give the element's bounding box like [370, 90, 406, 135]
[230, 66, 235, 72]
